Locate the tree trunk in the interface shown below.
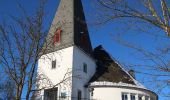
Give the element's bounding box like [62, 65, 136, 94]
[26, 90, 31, 100]
[16, 85, 23, 100]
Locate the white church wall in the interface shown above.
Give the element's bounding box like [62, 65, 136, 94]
[37, 46, 74, 98]
[91, 87, 157, 100]
[72, 46, 96, 99]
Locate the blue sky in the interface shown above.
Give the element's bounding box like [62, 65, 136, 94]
[0, 0, 169, 100]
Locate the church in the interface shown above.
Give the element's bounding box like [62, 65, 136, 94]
[36, 0, 158, 100]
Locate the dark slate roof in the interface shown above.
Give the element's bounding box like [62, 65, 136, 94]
[89, 45, 136, 85]
[44, 0, 92, 55]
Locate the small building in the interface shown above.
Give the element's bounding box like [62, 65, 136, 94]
[88, 46, 158, 100]
[36, 0, 158, 100]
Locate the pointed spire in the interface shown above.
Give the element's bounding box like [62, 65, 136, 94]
[74, 0, 93, 54]
[45, 0, 92, 55]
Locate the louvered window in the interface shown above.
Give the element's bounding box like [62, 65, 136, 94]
[53, 28, 62, 44]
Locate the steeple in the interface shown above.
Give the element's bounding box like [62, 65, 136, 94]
[45, 0, 92, 55]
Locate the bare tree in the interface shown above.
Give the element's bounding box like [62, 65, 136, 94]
[94, 0, 170, 36]
[111, 36, 170, 96]
[0, 0, 51, 99]
[91, 0, 170, 98]
[0, 1, 83, 99]
[0, 72, 15, 100]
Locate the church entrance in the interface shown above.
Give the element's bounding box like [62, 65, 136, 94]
[44, 87, 58, 100]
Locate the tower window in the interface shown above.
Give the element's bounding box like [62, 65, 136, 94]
[52, 60, 56, 69]
[83, 63, 87, 73]
[122, 93, 128, 100]
[78, 90, 82, 100]
[53, 28, 62, 44]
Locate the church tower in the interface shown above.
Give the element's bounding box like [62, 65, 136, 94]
[44, 0, 92, 54]
[36, 0, 158, 100]
[37, 0, 96, 100]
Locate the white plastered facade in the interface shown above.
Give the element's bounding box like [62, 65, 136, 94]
[37, 46, 96, 100]
[90, 82, 157, 100]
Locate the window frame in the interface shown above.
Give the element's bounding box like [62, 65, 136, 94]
[44, 87, 58, 100]
[122, 93, 128, 100]
[145, 96, 149, 100]
[138, 95, 143, 100]
[60, 92, 67, 98]
[130, 94, 136, 100]
[78, 90, 82, 100]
